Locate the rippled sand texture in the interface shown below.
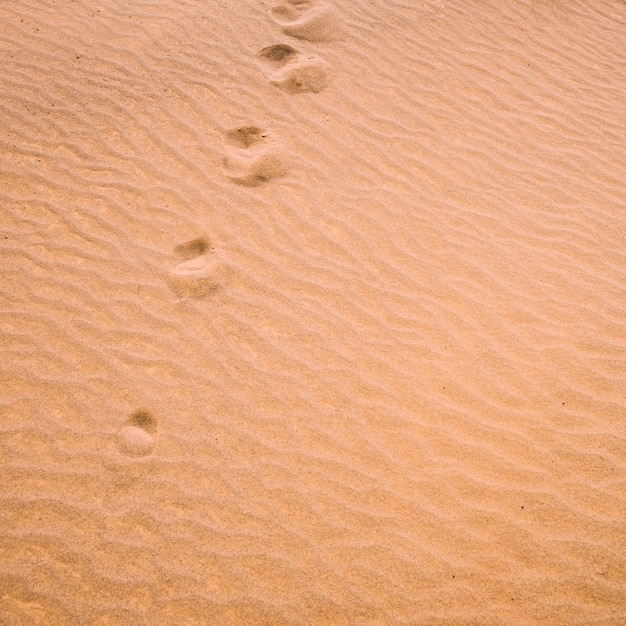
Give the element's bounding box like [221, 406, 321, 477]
[1, 0, 625, 624]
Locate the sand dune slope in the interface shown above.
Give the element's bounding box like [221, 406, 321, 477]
[1, 0, 625, 624]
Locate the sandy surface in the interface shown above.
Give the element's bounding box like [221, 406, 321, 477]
[1, 0, 625, 624]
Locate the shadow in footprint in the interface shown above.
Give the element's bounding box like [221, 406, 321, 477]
[257, 44, 331, 94]
[222, 126, 289, 187]
[271, 0, 343, 42]
[168, 236, 230, 300]
[174, 237, 210, 259]
[116, 410, 157, 458]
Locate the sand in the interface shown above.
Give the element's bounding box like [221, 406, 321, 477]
[1, 0, 625, 624]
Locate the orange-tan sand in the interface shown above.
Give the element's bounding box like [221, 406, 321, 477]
[1, 0, 625, 624]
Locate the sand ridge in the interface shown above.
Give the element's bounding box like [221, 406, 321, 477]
[1, 0, 626, 624]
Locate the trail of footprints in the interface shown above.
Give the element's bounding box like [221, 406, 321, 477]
[112, 3, 343, 459]
[219, 1, 340, 188]
[170, 0, 342, 300]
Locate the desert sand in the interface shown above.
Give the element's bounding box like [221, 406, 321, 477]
[1, 0, 625, 624]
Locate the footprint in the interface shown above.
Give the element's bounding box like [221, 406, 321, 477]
[271, 0, 343, 42]
[116, 410, 157, 457]
[222, 126, 289, 187]
[256, 44, 331, 94]
[168, 236, 230, 300]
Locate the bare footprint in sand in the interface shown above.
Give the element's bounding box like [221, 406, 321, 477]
[256, 44, 331, 94]
[168, 236, 231, 300]
[222, 126, 289, 187]
[271, 0, 343, 42]
[116, 410, 157, 457]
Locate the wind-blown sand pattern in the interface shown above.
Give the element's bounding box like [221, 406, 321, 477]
[1, 0, 625, 624]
